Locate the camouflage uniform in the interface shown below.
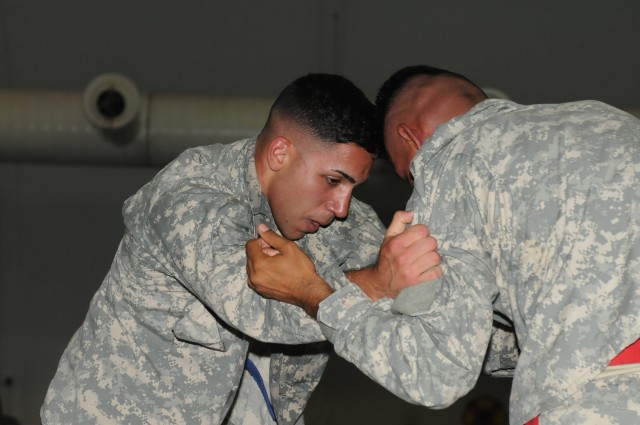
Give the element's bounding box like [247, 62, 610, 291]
[318, 100, 640, 424]
[41, 138, 385, 425]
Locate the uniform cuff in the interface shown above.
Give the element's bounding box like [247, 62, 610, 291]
[317, 284, 392, 342]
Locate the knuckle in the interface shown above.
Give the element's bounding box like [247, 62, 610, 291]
[429, 251, 442, 264]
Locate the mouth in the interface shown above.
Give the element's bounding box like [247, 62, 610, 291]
[306, 219, 321, 232]
[305, 217, 333, 233]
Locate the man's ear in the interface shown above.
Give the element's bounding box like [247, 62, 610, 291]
[266, 137, 291, 171]
[397, 123, 422, 153]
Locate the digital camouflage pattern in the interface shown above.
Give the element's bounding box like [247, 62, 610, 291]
[318, 100, 640, 424]
[41, 137, 385, 425]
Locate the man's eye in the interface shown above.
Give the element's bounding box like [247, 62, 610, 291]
[327, 177, 340, 186]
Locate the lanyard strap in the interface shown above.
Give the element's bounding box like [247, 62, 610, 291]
[609, 338, 640, 366]
[245, 358, 277, 422]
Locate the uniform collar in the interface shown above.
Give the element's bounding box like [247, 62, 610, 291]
[244, 137, 275, 224]
[410, 99, 515, 171]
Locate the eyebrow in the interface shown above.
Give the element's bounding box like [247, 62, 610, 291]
[332, 169, 357, 184]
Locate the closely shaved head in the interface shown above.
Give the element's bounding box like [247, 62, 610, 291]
[376, 65, 487, 182]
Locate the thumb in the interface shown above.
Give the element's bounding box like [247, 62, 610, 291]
[256, 223, 288, 250]
[385, 210, 414, 238]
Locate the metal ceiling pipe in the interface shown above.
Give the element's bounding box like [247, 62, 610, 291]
[1, 74, 638, 167]
[0, 74, 274, 166]
[146, 93, 273, 166]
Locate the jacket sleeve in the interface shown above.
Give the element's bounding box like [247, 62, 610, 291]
[135, 178, 386, 345]
[139, 179, 327, 344]
[304, 197, 386, 290]
[317, 157, 500, 408]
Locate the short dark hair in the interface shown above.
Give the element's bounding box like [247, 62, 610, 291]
[270, 73, 379, 156]
[374, 65, 485, 158]
[375, 65, 483, 123]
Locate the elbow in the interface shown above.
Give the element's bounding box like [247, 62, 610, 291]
[399, 364, 480, 409]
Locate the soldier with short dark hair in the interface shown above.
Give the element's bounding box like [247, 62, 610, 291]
[41, 73, 441, 425]
[247, 65, 640, 425]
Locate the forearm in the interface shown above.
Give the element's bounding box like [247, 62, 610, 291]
[298, 274, 335, 318]
[150, 200, 326, 343]
[191, 246, 327, 343]
[318, 281, 493, 407]
[345, 266, 387, 301]
[298, 263, 390, 317]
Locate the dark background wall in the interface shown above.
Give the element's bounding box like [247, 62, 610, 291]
[1, 1, 639, 108]
[1, 1, 638, 424]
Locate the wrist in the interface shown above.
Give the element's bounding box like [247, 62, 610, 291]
[300, 275, 334, 318]
[346, 266, 385, 301]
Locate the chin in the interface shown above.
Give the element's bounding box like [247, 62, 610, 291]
[286, 232, 305, 241]
[279, 227, 305, 241]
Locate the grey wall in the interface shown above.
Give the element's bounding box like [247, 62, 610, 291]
[1, 1, 638, 107]
[0, 163, 159, 425]
[1, 1, 638, 424]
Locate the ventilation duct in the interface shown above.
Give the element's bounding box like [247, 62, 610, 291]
[0, 73, 274, 166]
[2, 76, 638, 167]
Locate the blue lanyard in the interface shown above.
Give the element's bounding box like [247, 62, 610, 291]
[245, 358, 277, 422]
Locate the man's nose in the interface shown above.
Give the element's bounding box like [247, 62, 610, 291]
[328, 191, 351, 219]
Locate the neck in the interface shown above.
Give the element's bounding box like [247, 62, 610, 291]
[254, 133, 270, 197]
